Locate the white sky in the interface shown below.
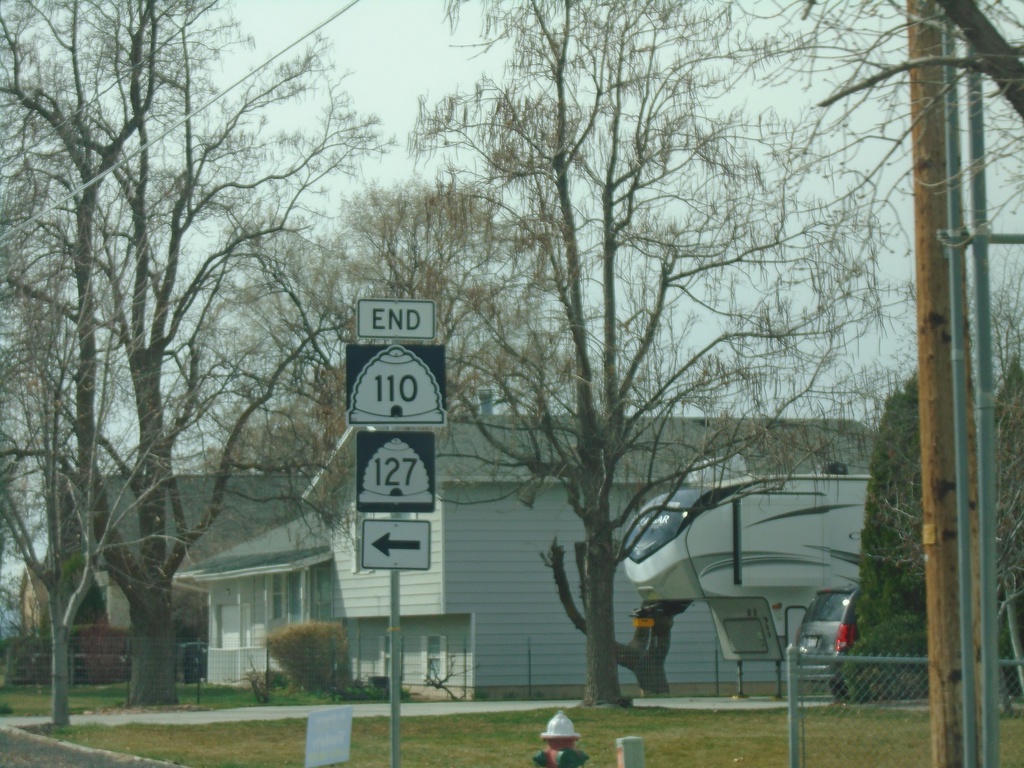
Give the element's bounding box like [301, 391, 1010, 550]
[231, 0, 1024, 387]
[239, 0, 497, 185]
[235, 0, 921, 391]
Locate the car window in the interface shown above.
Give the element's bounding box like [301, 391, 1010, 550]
[806, 592, 854, 622]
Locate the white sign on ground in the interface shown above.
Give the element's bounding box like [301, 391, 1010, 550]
[305, 706, 353, 767]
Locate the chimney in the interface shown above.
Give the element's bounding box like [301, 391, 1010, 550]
[478, 388, 494, 416]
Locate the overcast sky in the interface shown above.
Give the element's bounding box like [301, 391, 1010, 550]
[233, 1, 942, 377]
[240, 0, 497, 185]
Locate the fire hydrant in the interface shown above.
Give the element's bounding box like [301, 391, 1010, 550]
[532, 710, 589, 768]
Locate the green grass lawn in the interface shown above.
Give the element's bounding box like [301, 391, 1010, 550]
[53, 708, 794, 768]
[6, 686, 1024, 767]
[48, 707, 1024, 768]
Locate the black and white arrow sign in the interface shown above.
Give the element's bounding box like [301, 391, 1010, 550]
[361, 520, 431, 571]
[372, 532, 421, 556]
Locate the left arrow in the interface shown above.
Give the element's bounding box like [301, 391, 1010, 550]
[372, 533, 421, 557]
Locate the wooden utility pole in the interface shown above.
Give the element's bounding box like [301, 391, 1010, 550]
[908, 2, 964, 765]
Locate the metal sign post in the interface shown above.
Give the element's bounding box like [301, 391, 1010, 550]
[350, 299, 445, 768]
[390, 568, 401, 768]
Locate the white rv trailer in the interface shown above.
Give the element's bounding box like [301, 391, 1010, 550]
[624, 471, 868, 661]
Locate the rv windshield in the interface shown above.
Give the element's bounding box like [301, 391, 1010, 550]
[628, 510, 688, 563]
[626, 489, 703, 563]
[626, 484, 753, 564]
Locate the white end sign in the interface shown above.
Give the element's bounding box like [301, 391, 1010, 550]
[305, 706, 353, 767]
[358, 299, 436, 340]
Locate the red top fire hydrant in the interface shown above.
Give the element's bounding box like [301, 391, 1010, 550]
[532, 710, 589, 768]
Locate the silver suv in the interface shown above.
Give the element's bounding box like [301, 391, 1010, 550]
[795, 586, 860, 696]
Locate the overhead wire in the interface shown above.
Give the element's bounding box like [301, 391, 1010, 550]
[0, 0, 366, 248]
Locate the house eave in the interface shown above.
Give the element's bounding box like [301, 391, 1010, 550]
[178, 547, 332, 584]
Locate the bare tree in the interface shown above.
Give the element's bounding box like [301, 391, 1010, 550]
[784, 0, 1024, 123]
[990, 266, 1024, 697]
[340, 179, 521, 417]
[415, 0, 882, 704]
[756, 1, 1024, 218]
[0, 253, 106, 725]
[0, 0, 386, 710]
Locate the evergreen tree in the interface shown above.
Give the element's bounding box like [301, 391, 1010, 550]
[857, 375, 928, 655]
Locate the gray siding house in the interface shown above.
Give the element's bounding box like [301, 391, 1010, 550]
[181, 419, 871, 697]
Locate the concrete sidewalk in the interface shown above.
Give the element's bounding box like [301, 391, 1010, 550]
[0, 695, 788, 728]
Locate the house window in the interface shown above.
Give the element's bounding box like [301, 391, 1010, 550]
[288, 570, 303, 623]
[217, 605, 240, 649]
[426, 635, 446, 681]
[311, 564, 333, 620]
[381, 635, 391, 678]
[271, 574, 285, 620]
[240, 603, 252, 647]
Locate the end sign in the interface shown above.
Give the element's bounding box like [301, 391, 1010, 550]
[357, 299, 436, 340]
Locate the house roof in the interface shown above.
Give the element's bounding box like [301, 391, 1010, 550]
[103, 473, 316, 567]
[433, 415, 874, 483]
[180, 416, 874, 583]
[181, 545, 332, 582]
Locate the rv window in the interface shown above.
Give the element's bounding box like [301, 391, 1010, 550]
[665, 489, 703, 508]
[627, 510, 688, 563]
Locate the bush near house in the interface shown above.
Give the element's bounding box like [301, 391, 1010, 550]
[73, 624, 129, 685]
[266, 622, 348, 694]
[4, 625, 130, 687]
[4, 636, 49, 685]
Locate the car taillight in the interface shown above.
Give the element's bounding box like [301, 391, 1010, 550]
[835, 622, 857, 652]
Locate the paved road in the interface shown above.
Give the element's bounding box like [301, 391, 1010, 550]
[0, 725, 184, 768]
[0, 694, 788, 727]
[0, 696, 789, 766]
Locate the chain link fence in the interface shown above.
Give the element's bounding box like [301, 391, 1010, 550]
[787, 645, 1024, 767]
[3, 630, 788, 702]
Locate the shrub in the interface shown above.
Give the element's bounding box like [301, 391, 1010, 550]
[844, 614, 929, 702]
[266, 622, 348, 694]
[72, 624, 130, 685]
[5, 636, 48, 685]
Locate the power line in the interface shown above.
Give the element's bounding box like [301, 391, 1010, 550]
[0, 0, 366, 248]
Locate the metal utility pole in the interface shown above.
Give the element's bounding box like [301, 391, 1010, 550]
[907, 2, 964, 765]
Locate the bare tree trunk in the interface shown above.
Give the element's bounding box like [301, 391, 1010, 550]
[617, 604, 690, 696]
[580, 528, 623, 706]
[932, 0, 1024, 123]
[126, 580, 177, 706]
[48, 602, 71, 727]
[908, 2, 964, 764]
[1007, 600, 1024, 700]
[546, 541, 680, 698]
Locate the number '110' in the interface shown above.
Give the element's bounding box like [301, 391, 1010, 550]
[375, 374, 418, 402]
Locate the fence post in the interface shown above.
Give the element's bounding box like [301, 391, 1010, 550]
[527, 637, 532, 699]
[265, 641, 271, 703]
[733, 660, 746, 698]
[714, 643, 720, 696]
[786, 644, 800, 768]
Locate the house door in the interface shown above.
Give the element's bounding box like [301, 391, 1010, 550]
[219, 605, 240, 649]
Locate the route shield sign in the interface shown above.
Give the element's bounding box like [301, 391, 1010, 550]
[346, 344, 446, 426]
[355, 431, 436, 513]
